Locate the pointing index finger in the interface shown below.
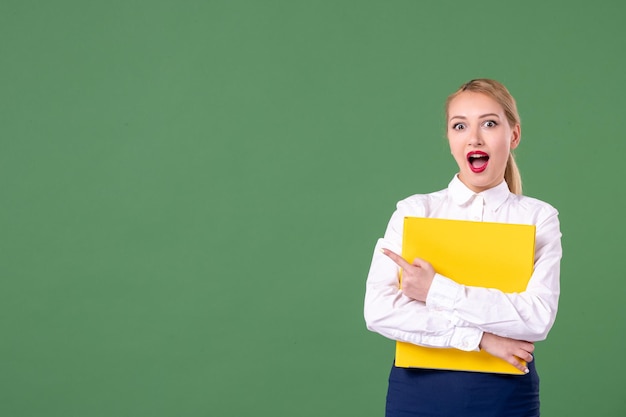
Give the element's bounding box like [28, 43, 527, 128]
[381, 248, 411, 270]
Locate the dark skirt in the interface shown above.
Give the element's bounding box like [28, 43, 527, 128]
[386, 359, 540, 417]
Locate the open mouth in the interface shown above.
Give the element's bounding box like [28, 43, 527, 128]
[467, 151, 489, 173]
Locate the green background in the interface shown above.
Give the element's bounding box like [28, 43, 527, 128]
[2, 1, 624, 415]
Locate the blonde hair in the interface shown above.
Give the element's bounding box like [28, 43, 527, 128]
[445, 79, 523, 195]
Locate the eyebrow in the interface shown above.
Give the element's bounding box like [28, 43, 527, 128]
[449, 113, 501, 121]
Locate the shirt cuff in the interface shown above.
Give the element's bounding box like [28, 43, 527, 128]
[426, 273, 463, 311]
[450, 326, 483, 351]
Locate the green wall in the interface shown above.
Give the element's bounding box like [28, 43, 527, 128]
[2, 1, 625, 415]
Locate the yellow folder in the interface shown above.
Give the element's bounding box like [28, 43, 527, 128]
[396, 217, 536, 375]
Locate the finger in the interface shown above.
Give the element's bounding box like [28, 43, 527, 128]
[411, 257, 434, 272]
[411, 257, 427, 267]
[516, 348, 534, 363]
[381, 248, 412, 270]
[509, 355, 530, 374]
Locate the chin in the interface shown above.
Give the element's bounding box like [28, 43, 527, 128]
[459, 174, 497, 193]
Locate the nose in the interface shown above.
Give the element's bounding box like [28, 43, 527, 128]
[468, 125, 484, 147]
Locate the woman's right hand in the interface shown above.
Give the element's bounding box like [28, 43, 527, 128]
[479, 332, 535, 374]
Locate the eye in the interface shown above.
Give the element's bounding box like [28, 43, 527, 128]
[452, 123, 465, 130]
[482, 120, 498, 128]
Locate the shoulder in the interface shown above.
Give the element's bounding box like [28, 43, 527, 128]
[507, 193, 559, 225]
[395, 187, 449, 217]
[510, 194, 558, 214]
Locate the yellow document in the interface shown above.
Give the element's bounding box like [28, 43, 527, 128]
[396, 217, 536, 375]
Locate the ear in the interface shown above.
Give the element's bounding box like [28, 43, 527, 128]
[510, 124, 521, 150]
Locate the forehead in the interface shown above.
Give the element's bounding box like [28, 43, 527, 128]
[447, 92, 505, 118]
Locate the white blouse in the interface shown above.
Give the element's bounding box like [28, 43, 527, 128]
[364, 175, 562, 351]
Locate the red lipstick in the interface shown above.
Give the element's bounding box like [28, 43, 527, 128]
[467, 151, 489, 173]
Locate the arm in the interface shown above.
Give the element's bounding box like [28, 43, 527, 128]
[372, 241, 537, 373]
[394, 206, 562, 342]
[364, 207, 483, 352]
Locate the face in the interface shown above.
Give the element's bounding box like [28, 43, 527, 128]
[447, 92, 520, 193]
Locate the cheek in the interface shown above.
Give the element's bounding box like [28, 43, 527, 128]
[498, 141, 512, 156]
[449, 142, 465, 159]
[449, 146, 467, 167]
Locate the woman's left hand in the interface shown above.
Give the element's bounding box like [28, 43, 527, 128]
[381, 248, 435, 302]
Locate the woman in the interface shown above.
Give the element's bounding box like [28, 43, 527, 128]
[364, 79, 562, 416]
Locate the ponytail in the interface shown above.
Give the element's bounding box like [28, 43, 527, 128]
[505, 152, 522, 195]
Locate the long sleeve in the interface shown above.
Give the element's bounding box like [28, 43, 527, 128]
[364, 177, 562, 351]
[425, 204, 562, 342]
[364, 203, 483, 351]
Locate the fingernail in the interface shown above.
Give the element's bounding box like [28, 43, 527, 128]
[524, 368, 529, 374]
[380, 248, 388, 254]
